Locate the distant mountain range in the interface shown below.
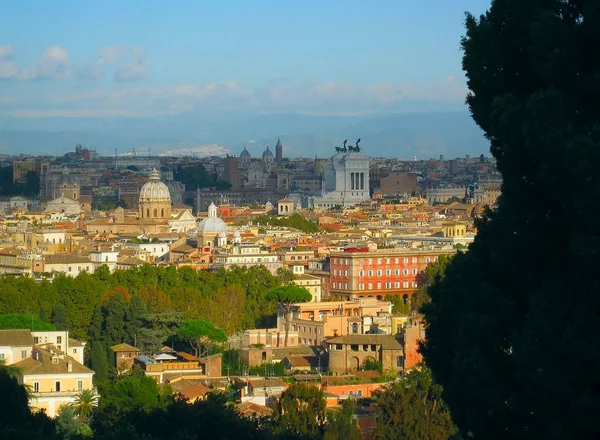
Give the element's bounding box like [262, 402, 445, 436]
[0, 111, 489, 159]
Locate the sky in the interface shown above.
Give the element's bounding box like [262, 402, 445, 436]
[0, 0, 491, 119]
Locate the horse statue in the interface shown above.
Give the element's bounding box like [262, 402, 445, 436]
[335, 146, 342, 153]
[355, 138, 361, 151]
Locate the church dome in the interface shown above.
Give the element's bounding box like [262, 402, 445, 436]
[262, 146, 274, 159]
[240, 147, 251, 158]
[56, 168, 77, 187]
[139, 168, 171, 202]
[198, 202, 227, 233]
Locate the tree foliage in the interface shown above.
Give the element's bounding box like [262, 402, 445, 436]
[177, 319, 227, 357]
[410, 254, 453, 313]
[373, 366, 459, 440]
[266, 285, 311, 347]
[254, 214, 319, 233]
[0, 314, 55, 331]
[422, 2, 600, 439]
[272, 382, 327, 439]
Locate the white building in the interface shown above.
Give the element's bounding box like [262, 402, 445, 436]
[313, 145, 370, 209]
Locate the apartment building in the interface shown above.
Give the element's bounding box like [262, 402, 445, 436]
[329, 248, 454, 300]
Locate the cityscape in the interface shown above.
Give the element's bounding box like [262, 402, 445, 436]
[0, 1, 597, 440]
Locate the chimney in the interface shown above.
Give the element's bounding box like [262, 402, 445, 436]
[67, 360, 72, 372]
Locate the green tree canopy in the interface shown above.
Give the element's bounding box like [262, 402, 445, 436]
[272, 382, 327, 439]
[421, 1, 600, 439]
[266, 285, 311, 347]
[373, 366, 458, 440]
[0, 314, 55, 331]
[177, 319, 227, 358]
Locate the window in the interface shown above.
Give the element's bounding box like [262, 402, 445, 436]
[394, 282, 400, 288]
[33, 382, 39, 393]
[368, 270, 373, 276]
[412, 257, 417, 263]
[346, 259, 350, 265]
[434, 256, 439, 262]
[73, 348, 77, 355]
[21, 350, 27, 359]
[359, 270, 364, 277]
[426, 257, 431, 263]
[371, 344, 377, 351]
[358, 283, 364, 290]
[68, 267, 72, 272]
[333, 269, 337, 276]
[403, 281, 409, 288]
[57, 336, 62, 344]
[368, 283, 373, 290]
[55, 381, 61, 392]
[386, 258, 391, 264]
[77, 380, 83, 391]
[350, 345, 359, 352]
[33, 337, 39, 344]
[395, 269, 400, 275]
[333, 282, 337, 289]
[352, 323, 359, 334]
[377, 282, 382, 289]
[403, 269, 409, 275]
[412, 268, 417, 275]
[377, 258, 382, 264]
[345, 283, 349, 290]
[0, 353, 4, 361]
[403, 258, 408, 264]
[345, 270, 348, 276]
[395, 258, 399, 263]
[412, 281, 418, 288]
[336, 344, 343, 350]
[397, 356, 404, 367]
[386, 282, 392, 289]
[377, 270, 382, 276]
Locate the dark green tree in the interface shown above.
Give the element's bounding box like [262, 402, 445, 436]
[410, 254, 453, 313]
[272, 382, 327, 439]
[89, 342, 109, 384]
[323, 398, 362, 440]
[373, 366, 458, 440]
[421, 2, 600, 439]
[103, 294, 129, 348]
[50, 304, 68, 331]
[266, 285, 311, 347]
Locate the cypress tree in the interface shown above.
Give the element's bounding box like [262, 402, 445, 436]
[422, 1, 600, 439]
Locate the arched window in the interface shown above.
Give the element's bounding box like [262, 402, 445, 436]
[352, 323, 358, 334]
[161, 208, 164, 217]
[146, 208, 150, 218]
[153, 208, 158, 217]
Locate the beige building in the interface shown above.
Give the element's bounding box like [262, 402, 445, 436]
[277, 298, 392, 346]
[326, 334, 404, 374]
[293, 273, 322, 302]
[0, 330, 33, 364]
[15, 345, 94, 417]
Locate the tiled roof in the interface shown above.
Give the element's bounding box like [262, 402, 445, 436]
[14, 347, 94, 375]
[110, 343, 140, 352]
[0, 329, 33, 347]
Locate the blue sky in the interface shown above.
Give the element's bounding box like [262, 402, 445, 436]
[0, 0, 491, 118]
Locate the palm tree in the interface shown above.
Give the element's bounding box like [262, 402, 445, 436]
[72, 389, 98, 421]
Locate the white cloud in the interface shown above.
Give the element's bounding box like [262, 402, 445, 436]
[21, 45, 69, 80]
[0, 45, 13, 58]
[98, 45, 126, 63]
[115, 47, 150, 81]
[78, 46, 127, 80]
[0, 45, 18, 79]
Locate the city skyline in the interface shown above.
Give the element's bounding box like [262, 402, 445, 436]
[1, 1, 490, 118]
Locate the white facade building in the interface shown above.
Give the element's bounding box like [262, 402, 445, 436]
[313, 148, 370, 209]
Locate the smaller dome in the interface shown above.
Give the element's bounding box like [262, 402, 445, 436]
[265, 201, 273, 208]
[240, 147, 251, 158]
[198, 217, 227, 233]
[262, 146, 274, 159]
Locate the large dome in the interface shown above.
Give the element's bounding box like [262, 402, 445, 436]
[139, 168, 171, 201]
[262, 146, 274, 159]
[240, 147, 251, 158]
[198, 202, 227, 233]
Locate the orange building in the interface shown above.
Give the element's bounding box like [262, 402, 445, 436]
[329, 248, 454, 300]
